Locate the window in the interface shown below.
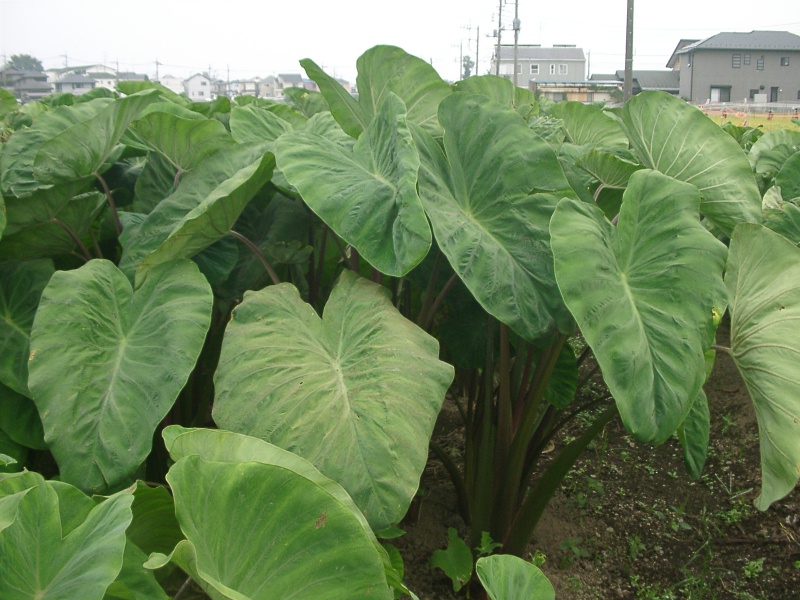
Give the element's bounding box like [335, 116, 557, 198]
[797, 90, 800, 100]
[549, 64, 555, 75]
[732, 53, 741, 68]
[201, 80, 208, 85]
[757, 56, 765, 70]
[530, 63, 539, 75]
[558, 64, 568, 74]
[749, 89, 759, 99]
[744, 54, 751, 65]
[781, 57, 790, 66]
[198, 91, 204, 96]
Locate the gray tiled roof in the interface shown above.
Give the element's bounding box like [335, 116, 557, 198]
[617, 70, 680, 90]
[57, 74, 95, 84]
[497, 45, 585, 61]
[678, 31, 800, 53]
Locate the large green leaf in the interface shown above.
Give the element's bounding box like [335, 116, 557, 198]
[0, 473, 133, 600]
[550, 170, 728, 443]
[131, 111, 234, 176]
[125, 481, 183, 559]
[135, 150, 274, 285]
[213, 270, 454, 530]
[748, 130, 800, 176]
[726, 223, 800, 509]
[28, 259, 212, 492]
[276, 92, 430, 276]
[763, 197, 800, 246]
[476, 555, 555, 600]
[118, 143, 274, 284]
[0, 384, 46, 450]
[0, 259, 54, 395]
[303, 45, 451, 138]
[414, 92, 575, 341]
[776, 151, 800, 201]
[452, 75, 537, 119]
[105, 541, 168, 600]
[33, 91, 161, 185]
[0, 99, 111, 198]
[576, 148, 644, 191]
[550, 101, 628, 149]
[230, 105, 294, 144]
[614, 91, 761, 235]
[0, 186, 105, 260]
[156, 455, 392, 599]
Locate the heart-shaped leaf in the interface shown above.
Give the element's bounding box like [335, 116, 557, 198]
[276, 92, 430, 277]
[0, 99, 111, 198]
[33, 91, 160, 185]
[303, 45, 451, 138]
[213, 270, 454, 530]
[0, 472, 133, 600]
[550, 170, 728, 443]
[414, 92, 575, 341]
[0, 259, 54, 396]
[119, 143, 274, 284]
[726, 223, 800, 509]
[476, 555, 555, 600]
[28, 259, 212, 492]
[551, 101, 628, 149]
[153, 455, 392, 600]
[614, 91, 761, 235]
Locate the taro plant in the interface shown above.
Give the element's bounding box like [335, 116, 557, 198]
[0, 43, 799, 600]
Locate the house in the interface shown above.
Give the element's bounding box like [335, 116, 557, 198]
[490, 44, 586, 85]
[668, 30, 800, 103]
[0, 68, 53, 101]
[54, 73, 96, 95]
[184, 73, 212, 101]
[158, 75, 185, 96]
[88, 72, 117, 91]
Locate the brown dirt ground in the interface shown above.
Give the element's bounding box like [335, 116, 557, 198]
[394, 324, 800, 599]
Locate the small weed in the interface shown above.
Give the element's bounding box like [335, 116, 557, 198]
[528, 549, 546, 568]
[743, 557, 764, 579]
[721, 413, 737, 434]
[628, 534, 645, 560]
[630, 574, 677, 599]
[558, 536, 590, 568]
[794, 560, 800, 569]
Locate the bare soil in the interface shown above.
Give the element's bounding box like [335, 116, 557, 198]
[394, 325, 800, 599]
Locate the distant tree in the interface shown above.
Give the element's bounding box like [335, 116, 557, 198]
[5, 54, 44, 71]
[462, 55, 475, 80]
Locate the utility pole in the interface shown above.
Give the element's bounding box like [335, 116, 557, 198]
[476, 26, 480, 74]
[512, 0, 520, 87]
[495, 0, 503, 75]
[155, 59, 161, 82]
[624, 0, 634, 103]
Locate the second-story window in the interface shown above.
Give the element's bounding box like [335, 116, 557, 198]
[558, 64, 568, 74]
[744, 54, 751, 65]
[757, 56, 765, 70]
[781, 57, 790, 66]
[549, 64, 555, 75]
[201, 80, 207, 85]
[732, 54, 741, 68]
[530, 64, 539, 75]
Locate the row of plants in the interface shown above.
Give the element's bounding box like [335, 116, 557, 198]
[1, 44, 799, 598]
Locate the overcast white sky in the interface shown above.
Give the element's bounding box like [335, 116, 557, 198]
[1, 0, 798, 83]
